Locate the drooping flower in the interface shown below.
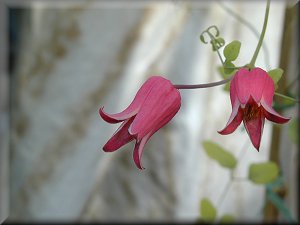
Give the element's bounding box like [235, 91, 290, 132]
[218, 67, 290, 150]
[100, 76, 181, 169]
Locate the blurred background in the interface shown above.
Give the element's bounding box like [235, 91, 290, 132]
[0, 0, 298, 223]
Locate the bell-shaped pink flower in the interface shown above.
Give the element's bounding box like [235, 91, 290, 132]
[100, 76, 181, 169]
[218, 67, 290, 150]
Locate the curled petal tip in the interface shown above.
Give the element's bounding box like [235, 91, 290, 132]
[103, 140, 120, 152]
[133, 133, 152, 170]
[262, 101, 291, 124]
[99, 105, 139, 124]
[102, 144, 114, 152]
[133, 155, 145, 170]
[133, 152, 145, 170]
[138, 165, 145, 170]
[99, 106, 105, 114]
[217, 117, 243, 135]
[249, 137, 261, 152]
[218, 102, 243, 136]
[252, 141, 260, 152]
[217, 129, 228, 135]
[98, 106, 104, 117]
[99, 107, 120, 124]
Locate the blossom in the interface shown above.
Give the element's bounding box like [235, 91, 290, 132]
[218, 67, 290, 150]
[100, 76, 181, 169]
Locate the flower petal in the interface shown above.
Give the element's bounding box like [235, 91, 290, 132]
[243, 108, 265, 151]
[229, 74, 239, 107]
[261, 72, 276, 106]
[261, 101, 290, 124]
[103, 117, 135, 152]
[218, 101, 243, 135]
[99, 107, 127, 124]
[133, 132, 153, 170]
[99, 76, 160, 124]
[233, 68, 269, 104]
[129, 79, 181, 141]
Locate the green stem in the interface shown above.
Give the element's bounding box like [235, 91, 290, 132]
[274, 92, 299, 103]
[207, 32, 225, 65]
[266, 188, 297, 222]
[217, 180, 232, 207]
[218, 1, 271, 69]
[225, 66, 243, 69]
[216, 47, 225, 65]
[174, 77, 232, 89]
[249, 0, 270, 67]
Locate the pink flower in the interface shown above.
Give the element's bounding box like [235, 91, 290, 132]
[218, 67, 290, 150]
[100, 76, 181, 169]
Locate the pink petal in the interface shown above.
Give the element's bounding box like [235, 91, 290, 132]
[243, 117, 264, 151]
[99, 76, 161, 124]
[99, 107, 127, 124]
[129, 80, 181, 141]
[261, 75, 275, 106]
[261, 100, 290, 124]
[233, 68, 270, 104]
[103, 118, 135, 152]
[218, 101, 243, 135]
[242, 100, 265, 151]
[133, 132, 153, 170]
[230, 68, 251, 104]
[229, 73, 239, 107]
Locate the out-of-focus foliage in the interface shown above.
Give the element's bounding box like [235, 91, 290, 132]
[288, 118, 299, 145]
[202, 140, 237, 169]
[248, 162, 279, 184]
[200, 198, 217, 222]
[223, 40, 241, 62]
[219, 214, 235, 223]
[268, 68, 283, 89]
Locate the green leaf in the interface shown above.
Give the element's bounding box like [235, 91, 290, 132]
[202, 141, 237, 169]
[223, 40, 241, 61]
[249, 162, 279, 184]
[223, 60, 236, 75]
[220, 214, 235, 223]
[217, 66, 233, 92]
[268, 68, 283, 84]
[217, 66, 236, 91]
[217, 64, 236, 79]
[288, 118, 299, 145]
[223, 82, 230, 92]
[268, 68, 283, 90]
[200, 198, 217, 222]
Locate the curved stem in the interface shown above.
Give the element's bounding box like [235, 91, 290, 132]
[285, 71, 300, 90]
[217, 1, 271, 69]
[249, 0, 270, 67]
[207, 31, 225, 65]
[217, 179, 232, 207]
[275, 92, 299, 103]
[174, 77, 232, 90]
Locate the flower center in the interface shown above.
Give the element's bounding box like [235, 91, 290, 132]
[243, 104, 262, 121]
